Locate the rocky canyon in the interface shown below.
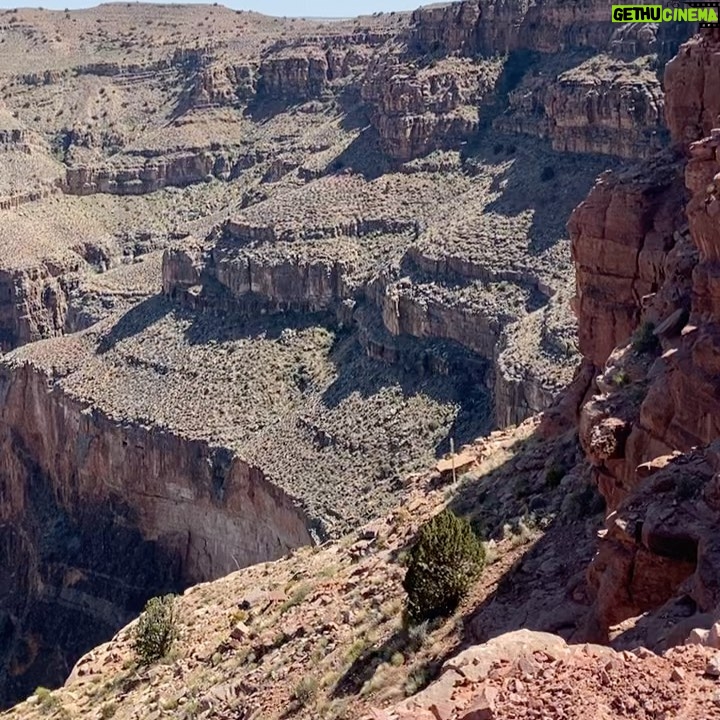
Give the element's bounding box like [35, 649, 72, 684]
[3, 1, 720, 719]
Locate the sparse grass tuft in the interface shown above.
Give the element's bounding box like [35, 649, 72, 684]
[34, 687, 60, 714]
[612, 369, 631, 386]
[100, 703, 117, 719]
[280, 581, 313, 614]
[293, 676, 319, 706]
[404, 664, 432, 696]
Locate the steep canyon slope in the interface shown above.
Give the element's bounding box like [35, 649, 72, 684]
[566, 27, 720, 649]
[0, 0, 692, 710]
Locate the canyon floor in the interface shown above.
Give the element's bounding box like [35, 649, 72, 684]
[5, 0, 720, 718]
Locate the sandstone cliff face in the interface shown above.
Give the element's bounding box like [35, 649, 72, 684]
[410, 0, 485, 55]
[364, 0, 685, 163]
[64, 150, 247, 196]
[186, 62, 258, 108]
[569, 155, 686, 367]
[0, 358, 312, 704]
[496, 57, 667, 159]
[569, 29, 720, 641]
[0, 267, 70, 350]
[258, 48, 329, 101]
[379, 285, 500, 358]
[665, 30, 720, 146]
[410, 0, 618, 57]
[361, 55, 499, 162]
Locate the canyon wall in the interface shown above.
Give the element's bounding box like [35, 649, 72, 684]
[63, 150, 253, 196]
[496, 60, 667, 160]
[366, 0, 686, 162]
[0, 359, 312, 705]
[567, 28, 720, 643]
[0, 268, 70, 351]
[0, 5, 700, 705]
[161, 225, 566, 431]
[410, 0, 617, 57]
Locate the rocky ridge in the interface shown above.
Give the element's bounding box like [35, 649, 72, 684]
[558, 27, 720, 655]
[0, 420, 607, 720]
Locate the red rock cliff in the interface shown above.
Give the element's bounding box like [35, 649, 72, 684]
[0, 356, 311, 705]
[569, 29, 720, 643]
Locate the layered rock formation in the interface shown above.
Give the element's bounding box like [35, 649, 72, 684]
[0, 358, 311, 706]
[386, 0, 687, 162]
[0, 267, 69, 350]
[566, 28, 720, 644]
[665, 30, 720, 145]
[361, 55, 502, 161]
[63, 150, 247, 196]
[569, 154, 686, 367]
[258, 48, 329, 101]
[497, 54, 667, 159]
[410, 0, 621, 57]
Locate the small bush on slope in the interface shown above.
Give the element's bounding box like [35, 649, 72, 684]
[132, 595, 179, 666]
[632, 321, 660, 354]
[402, 509, 485, 625]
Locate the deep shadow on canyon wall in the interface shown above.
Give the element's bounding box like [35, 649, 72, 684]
[0, 361, 313, 708]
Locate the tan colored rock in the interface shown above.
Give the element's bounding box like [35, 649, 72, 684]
[259, 48, 329, 101]
[459, 687, 499, 720]
[362, 55, 499, 162]
[64, 149, 241, 196]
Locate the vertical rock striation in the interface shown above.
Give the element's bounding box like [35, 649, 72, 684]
[570, 29, 720, 642]
[0, 358, 312, 706]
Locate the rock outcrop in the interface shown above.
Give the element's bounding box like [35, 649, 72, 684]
[382, 629, 720, 720]
[161, 148, 586, 432]
[665, 30, 720, 146]
[568, 28, 720, 643]
[185, 62, 258, 108]
[409, 0, 624, 57]
[0, 267, 70, 350]
[63, 150, 249, 196]
[362, 55, 501, 162]
[0, 357, 312, 706]
[569, 154, 686, 367]
[496, 55, 667, 159]
[258, 48, 329, 101]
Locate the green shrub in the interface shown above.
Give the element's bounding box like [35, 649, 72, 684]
[632, 321, 660, 354]
[132, 595, 179, 666]
[402, 509, 485, 625]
